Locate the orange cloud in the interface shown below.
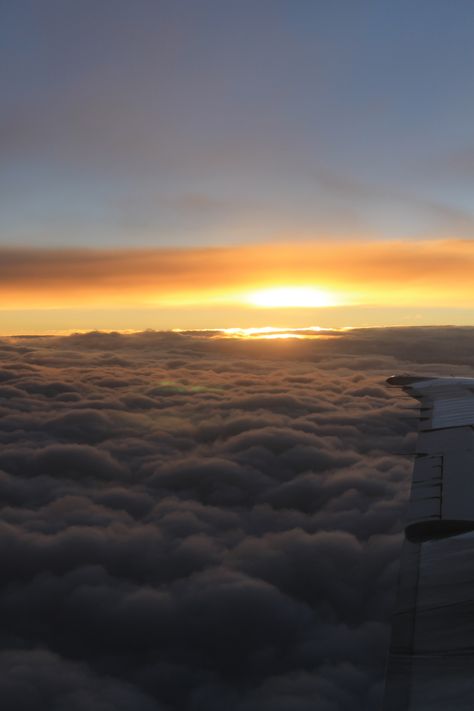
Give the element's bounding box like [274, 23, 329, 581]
[0, 239, 473, 309]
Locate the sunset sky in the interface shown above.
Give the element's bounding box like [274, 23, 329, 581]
[3, 5, 474, 709]
[2, 1, 474, 333]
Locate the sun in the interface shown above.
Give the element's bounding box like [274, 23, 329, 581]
[246, 286, 338, 308]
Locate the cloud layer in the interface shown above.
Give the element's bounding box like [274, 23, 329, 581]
[0, 326, 473, 710]
[1, 240, 474, 309]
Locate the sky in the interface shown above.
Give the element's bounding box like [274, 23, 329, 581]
[2, 325, 474, 710]
[2, 0, 474, 332]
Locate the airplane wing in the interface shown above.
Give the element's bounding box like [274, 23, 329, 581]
[383, 376, 474, 711]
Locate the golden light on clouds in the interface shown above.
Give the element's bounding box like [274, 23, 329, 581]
[1, 239, 474, 333]
[216, 326, 332, 339]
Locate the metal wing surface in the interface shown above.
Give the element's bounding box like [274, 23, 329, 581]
[384, 376, 474, 711]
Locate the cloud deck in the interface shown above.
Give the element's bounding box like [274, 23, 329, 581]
[0, 327, 473, 710]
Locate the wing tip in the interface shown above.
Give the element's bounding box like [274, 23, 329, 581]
[386, 375, 431, 387]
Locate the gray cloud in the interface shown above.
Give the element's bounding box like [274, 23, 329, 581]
[0, 326, 472, 709]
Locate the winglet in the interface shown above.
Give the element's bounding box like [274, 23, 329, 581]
[386, 375, 432, 387]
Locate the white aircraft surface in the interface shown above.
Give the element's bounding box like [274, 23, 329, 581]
[384, 375, 474, 710]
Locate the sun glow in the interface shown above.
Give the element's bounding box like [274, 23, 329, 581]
[247, 286, 338, 309]
[216, 326, 339, 340]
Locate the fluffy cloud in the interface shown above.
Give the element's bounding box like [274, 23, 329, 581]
[0, 326, 472, 710]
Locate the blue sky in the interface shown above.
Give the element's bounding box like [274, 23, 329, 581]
[2, 0, 474, 248]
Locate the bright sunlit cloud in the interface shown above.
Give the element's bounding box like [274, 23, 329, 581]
[247, 286, 339, 309]
[215, 326, 335, 339]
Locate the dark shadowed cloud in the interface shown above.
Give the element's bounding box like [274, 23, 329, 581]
[0, 327, 473, 709]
